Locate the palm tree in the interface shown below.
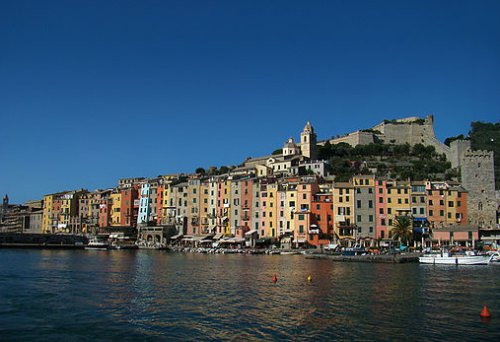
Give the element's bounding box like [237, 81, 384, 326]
[390, 215, 413, 246]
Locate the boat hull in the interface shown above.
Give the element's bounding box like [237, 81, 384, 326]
[419, 255, 490, 265]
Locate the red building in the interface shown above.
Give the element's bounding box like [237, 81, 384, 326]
[309, 191, 333, 247]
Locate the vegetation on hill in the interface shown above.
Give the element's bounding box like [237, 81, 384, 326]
[318, 141, 451, 181]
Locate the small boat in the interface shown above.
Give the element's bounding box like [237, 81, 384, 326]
[85, 237, 109, 250]
[419, 251, 500, 265]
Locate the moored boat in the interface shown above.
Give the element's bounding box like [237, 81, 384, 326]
[85, 237, 109, 250]
[419, 251, 500, 265]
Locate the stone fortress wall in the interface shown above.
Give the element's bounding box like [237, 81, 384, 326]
[319, 115, 451, 159]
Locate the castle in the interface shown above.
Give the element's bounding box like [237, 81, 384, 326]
[319, 115, 451, 159]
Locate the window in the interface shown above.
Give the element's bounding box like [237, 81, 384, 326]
[369, 227, 373, 233]
[419, 208, 424, 214]
[388, 198, 392, 204]
[398, 198, 402, 204]
[447, 213, 451, 219]
[381, 230, 385, 238]
[388, 208, 392, 214]
[368, 200, 373, 208]
[316, 204, 320, 210]
[457, 201, 461, 207]
[379, 197, 383, 203]
[357, 200, 361, 208]
[357, 215, 362, 222]
[379, 208, 384, 214]
[379, 188, 383, 194]
[448, 201, 454, 207]
[298, 214, 304, 220]
[388, 219, 392, 226]
[303, 194, 307, 200]
[369, 215, 373, 222]
[412, 197, 416, 203]
[299, 225, 304, 233]
[439, 210, 444, 217]
[429, 200, 433, 205]
[368, 188, 373, 194]
[429, 210, 433, 216]
[412, 208, 417, 215]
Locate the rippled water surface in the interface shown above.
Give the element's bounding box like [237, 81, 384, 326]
[1, 249, 499, 341]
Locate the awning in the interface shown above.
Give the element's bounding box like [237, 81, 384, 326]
[245, 229, 258, 236]
[170, 234, 183, 240]
[413, 217, 427, 221]
[297, 238, 307, 244]
[310, 224, 318, 228]
[220, 238, 245, 244]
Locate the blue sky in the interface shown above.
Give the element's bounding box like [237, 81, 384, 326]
[1, 0, 499, 203]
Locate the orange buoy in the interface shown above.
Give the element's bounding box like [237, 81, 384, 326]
[272, 274, 278, 283]
[480, 305, 491, 318]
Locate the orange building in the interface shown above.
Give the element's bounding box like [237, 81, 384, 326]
[309, 189, 333, 247]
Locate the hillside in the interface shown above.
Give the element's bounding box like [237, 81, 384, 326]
[318, 141, 453, 182]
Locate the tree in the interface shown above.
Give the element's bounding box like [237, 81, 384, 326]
[195, 167, 206, 175]
[219, 166, 229, 174]
[272, 148, 283, 155]
[390, 215, 413, 245]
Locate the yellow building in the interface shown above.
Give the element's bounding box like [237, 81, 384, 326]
[333, 181, 355, 243]
[261, 182, 278, 239]
[110, 192, 121, 226]
[42, 194, 55, 233]
[385, 180, 411, 230]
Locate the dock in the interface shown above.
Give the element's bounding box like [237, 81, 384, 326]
[306, 253, 421, 263]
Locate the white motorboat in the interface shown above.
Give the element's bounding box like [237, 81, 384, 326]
[85, 237, 109, 250]
[419, 251, 500, 265]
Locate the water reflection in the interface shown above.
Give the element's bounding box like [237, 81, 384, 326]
[1, 250, 500, 340]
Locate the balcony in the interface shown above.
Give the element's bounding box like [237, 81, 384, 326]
[335, 215, 346, 222]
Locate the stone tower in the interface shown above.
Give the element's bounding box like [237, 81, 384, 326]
[1, 194, 8, 223]
[300, 122, 317, 160]
[459, 147, 496, 230]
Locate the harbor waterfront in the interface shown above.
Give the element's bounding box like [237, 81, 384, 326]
[1, 249, 499, 341]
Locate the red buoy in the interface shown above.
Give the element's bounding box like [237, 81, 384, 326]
[272, 274, 278, 283]
[480, 305, 491, 318]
